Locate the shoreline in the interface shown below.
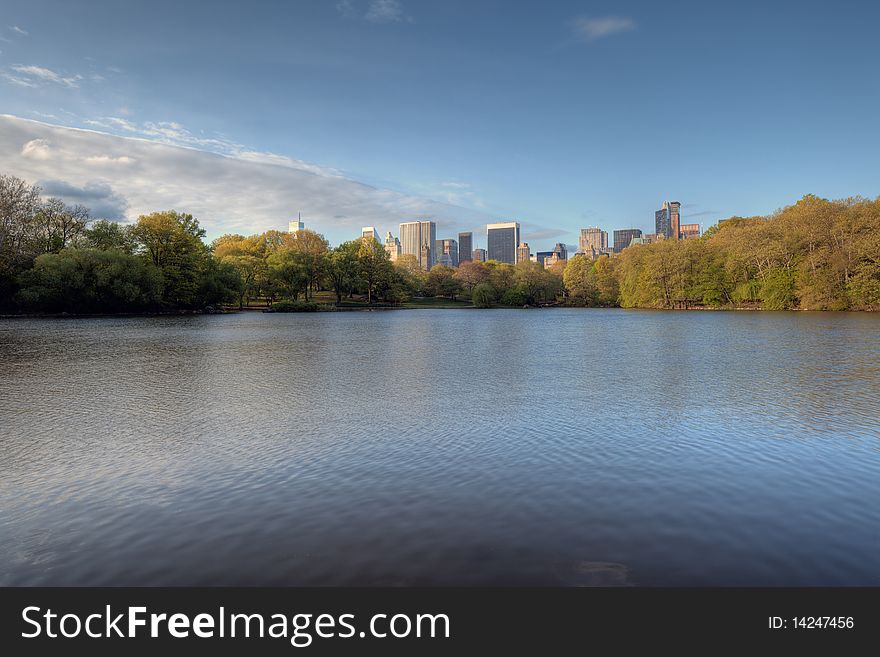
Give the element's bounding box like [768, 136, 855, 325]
[1, 305, 876, 319]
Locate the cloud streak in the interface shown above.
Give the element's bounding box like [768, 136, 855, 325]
[0, 115, 496, 242]
[572, 16, 636, 42]
[4, 64, 83, 88]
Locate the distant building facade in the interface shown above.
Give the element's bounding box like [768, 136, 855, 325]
[655, 201, 681, 240]
[400, 220, 437, 271]
[384, 232, 401, 261]
[613, 228, 643, 253]
[579, 227, 607, 255]
[435, 238, 459, 267]
[680, 223, 701, 240]
[458, 232, 473, 264]
[487, 221, 520, 264]
[472, 248, 488, 262]
[288, 213, 305, 233]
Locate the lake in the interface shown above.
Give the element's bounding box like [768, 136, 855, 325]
[1, 309, 878, 586]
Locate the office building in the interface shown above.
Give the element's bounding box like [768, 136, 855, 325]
[517, 242, 531, 264]
[384, 232, 401, 262]
[435, 239, 459, 267]
[361, 226, 380, 243]
[458, 232, 473, 264]
[487, 221, 520, 264]
[579, 227, 607, 255]
[655, 201, 682, 240]
[535, 251, 554, 266]
[472, 248, 487, 262]
[613, 228, 643, 253]
[399, 220, 437, 271]
[288, 213, 305, 233]
[680, 223, 701, 240]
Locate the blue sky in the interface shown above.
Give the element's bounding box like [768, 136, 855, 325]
[1, 0, 879, 249]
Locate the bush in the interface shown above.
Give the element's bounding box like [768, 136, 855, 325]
[471, 283, 495, 308]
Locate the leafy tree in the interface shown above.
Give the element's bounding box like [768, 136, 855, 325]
[426, 264, 463, 299]
[17, 248, 162, 313]
[81, 220, 137, 254]
[563, 256, 598, 305]
[357, 237, 392, 303]
[325, 241, 360, 303]
[471, 283, 495, 308]
[130, 211, 209, 307]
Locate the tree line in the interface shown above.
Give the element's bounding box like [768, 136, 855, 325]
[1, 172, 877, 313]
[562, 194, 880, 310]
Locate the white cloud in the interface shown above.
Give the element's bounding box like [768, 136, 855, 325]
[9, 25, 28, 36]
[365, 0, 404, 23]
[336, 0, 358, 19]
[0, 115, 496, 242]
[572, 16, 636, 42]
[21, 138, 52, 160]
[5, 64, 83, 88]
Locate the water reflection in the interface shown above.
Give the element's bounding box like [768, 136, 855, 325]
[0, 309, 878, 585]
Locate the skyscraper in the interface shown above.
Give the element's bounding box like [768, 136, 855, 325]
[487, 221, 520, 264]
[613, 228, 643, 253]
[579, 227, 607, 254]
[516, 242, 531, 264]
[384, 232, 401, 261]
[435, 239, 459, 267]
[655, 201, 682, 240]
[288, 212, 305, 233]
[399, 220, 437, 271]
[458, 232, 473, 264]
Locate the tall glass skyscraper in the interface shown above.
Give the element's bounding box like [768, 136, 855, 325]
[486, 221, 520, 264]
[458, 232, 473, 264]
[399, 220, 437, 271]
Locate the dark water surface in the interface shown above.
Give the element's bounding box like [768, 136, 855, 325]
[1, 309, 878, 586]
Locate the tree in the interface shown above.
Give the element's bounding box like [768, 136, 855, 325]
[325, 241, 360, 303]
[471, 283, 495, 308]
[563, 256, 598, 305]
[287, 229, 329, 300]
[426, 264, 463, 299]
[454, 260, 489, 293]
[130, 211, 209, 307]
[33, 197, 90, 253]
[0, 174, 41, 307]
[357, 237, 392, 303]
[82, 220, 137, 254]
[17, 248, 162, 313]
[267, 248, 310, 301]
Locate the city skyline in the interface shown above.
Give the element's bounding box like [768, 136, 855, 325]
[2, 1, 879, 253]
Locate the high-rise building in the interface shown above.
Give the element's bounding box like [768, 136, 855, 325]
[361, 226, 380, 243]
[435, 239, 458, 267]
[487, 221, 520, 264]
[613, 228, 643, 253]
[516, 242, 531, 264]
[579, 227, 607, 255]
[399, 220, 437, 271]
[384, 232, 401, 261]
[680, 223, 701, 240]
[472, 248, 487, 262]
[655, 201, 682, 240]
[288, 213, 305, 233]
[458, 232, 473, 264]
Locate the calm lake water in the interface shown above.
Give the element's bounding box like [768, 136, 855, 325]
[1, 309, 878, 586]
